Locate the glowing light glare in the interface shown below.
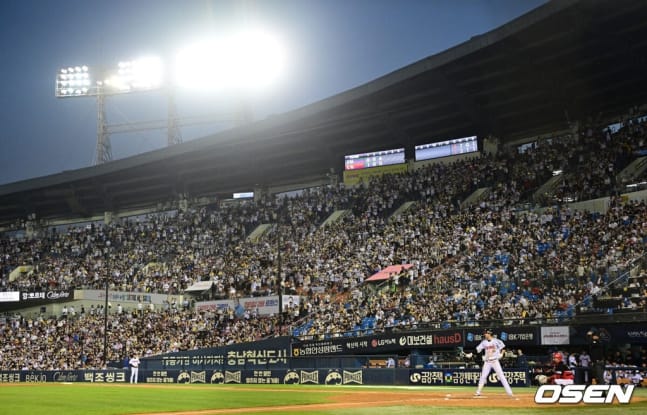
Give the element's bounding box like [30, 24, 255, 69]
[130, 56, 164, 89]
[174, 28, 287, 92]
[174, 39, 228, 90]
[104, 56, 164, 91]
[232, 28, 287, 90]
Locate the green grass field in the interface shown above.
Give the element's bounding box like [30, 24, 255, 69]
[1, 384, 646, 415]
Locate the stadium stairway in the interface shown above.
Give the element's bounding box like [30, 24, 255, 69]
[460, 187, 490, 208]
[247, 223, 272, 242]
[320, 209, 350, 227]
[617, 156, 647, 186]
[532, 173, 564, 203]
[387, 201, 416, 223]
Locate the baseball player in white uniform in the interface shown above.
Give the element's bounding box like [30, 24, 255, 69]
[474, 329, 515, 398]
[129, 354, 141, 384]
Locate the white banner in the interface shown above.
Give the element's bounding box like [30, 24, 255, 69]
[75, 290, 175, 305]
[195, 299, 235, 312]
[0, 291, 20, 302]
[540, 326, 570, 345]
[196, 295, 300, 316]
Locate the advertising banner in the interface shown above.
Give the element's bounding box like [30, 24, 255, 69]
[145, 337, 291, 370]
[196, 295, 299, 315]
[77, 289, 166, 305]
[540, 326, 570, 345]
[0, 370, 127, 383]
[570, 323, 647, 345]
[0, 291, 19, 302]
[20, 290, 73, 303]
[0, 368, 529, 386]
[464, 327, 539, 348]
[408, 369, 530, 387]
[292, 329, 463, 357]
[343, 163, 408, 186]
[0, 290, 73, 311]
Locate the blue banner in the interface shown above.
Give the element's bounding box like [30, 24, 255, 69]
[408, 369, 530, 387]
[0, 368, 529, 386]
[143, 337, 291, 370]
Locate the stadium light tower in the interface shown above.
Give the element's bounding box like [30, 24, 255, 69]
[55, 57, 173, 165]
[55, 26, 287, 165]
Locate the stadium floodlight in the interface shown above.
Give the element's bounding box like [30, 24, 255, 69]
[174, 27, 287, 92]
[55, 27, 287, 165]
[56, 65, 95, 97]
[56, 56, 168, 165]
[56, 56, 165, 98]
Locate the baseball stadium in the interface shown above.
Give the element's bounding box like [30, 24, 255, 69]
[2, 0, 647, 414]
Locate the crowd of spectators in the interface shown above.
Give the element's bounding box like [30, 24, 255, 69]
[1, 112, 647, 371]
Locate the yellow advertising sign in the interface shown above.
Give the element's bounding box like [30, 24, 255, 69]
[343, 164, 408, 186]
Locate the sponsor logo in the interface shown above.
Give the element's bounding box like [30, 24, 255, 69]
[343, 370, 363, 385]
[24, 373, 47, 383]
[53, 372, 78, 382]
[434, 332, 461, 345]
[177, 371, 191, 383]
[398, 334, 436, 347]
[300, 370, 319, 384]
[47, 291, 71, 300]
[371, 338, 397, 348]
[294, 343, 343, 356]
[190, 371, 206, 383]
[325, 370, 342, 385]
[210, 371, 225, 384]
[534, 385, 635, 404]
[284, 371, 300, 384]
[225, 371, 241, 384]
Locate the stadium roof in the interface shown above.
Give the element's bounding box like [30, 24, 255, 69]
[2, 0, 647, 227]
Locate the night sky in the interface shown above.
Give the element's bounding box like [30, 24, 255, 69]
[0, 0, 545, 185]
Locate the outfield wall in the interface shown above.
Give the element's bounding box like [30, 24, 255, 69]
[0, 368, 531, 387]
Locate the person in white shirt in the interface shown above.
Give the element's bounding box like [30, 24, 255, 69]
[129, 354, 141, 384]
[474, 329, 516, 398]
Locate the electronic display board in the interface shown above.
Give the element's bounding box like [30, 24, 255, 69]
[415, 136, 478, 161]
[344, 148, 405, 170]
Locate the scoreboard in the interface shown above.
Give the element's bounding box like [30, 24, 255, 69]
[344, 148, 405, 170]
[415, 136, 478, 161]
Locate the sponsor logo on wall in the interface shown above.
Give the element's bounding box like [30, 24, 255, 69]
[300, 370, 319, 384]
[225, 371, 241, 384]
[325, 370, 342, 385]
[210, 371, 225, 384]
[284, 371, 300, 384]
[343, 370, 363, 385]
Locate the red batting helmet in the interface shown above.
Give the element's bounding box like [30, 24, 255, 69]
[553, 352, 562, 362]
